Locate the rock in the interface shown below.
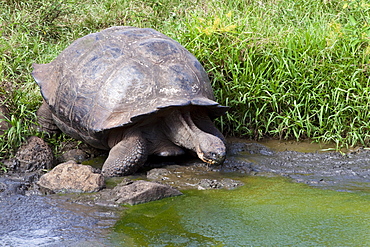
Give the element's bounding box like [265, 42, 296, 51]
[221, 157, 254, 173]
[97, 180, 182, 206]
[197, 178, 244, 190]
[10, 136, 54, 172]
[38, 160, 104, 193]
[59, 149, 88, 163]
[56, 140, 107, 163]
[146, 168, 171, 180]
[0, 171, 44, 197]
[227, 141, 275, 156]
[0, 104, 10, 135]
[146, 164, 245, 190]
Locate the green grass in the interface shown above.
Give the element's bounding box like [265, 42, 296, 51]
[0, 0, 370, 159]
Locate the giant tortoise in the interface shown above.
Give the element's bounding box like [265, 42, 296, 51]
[33, 26, 227, 177]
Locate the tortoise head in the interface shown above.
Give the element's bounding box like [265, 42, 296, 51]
[196, 133, 226, 165]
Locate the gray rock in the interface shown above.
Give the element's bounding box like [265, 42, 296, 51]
[146, 168, 171, 180]
[97, 180, 182, 206]
[197, 178, 244, 190]
[59, 149, 88, 163]
[0, 171, 44, 197]
[227, 141, 274, 156]
[57, 140, 106, 163]
[38, 160, 104, 193]
[0, 104, 10, 135]
[10, 136, 54, 172]
[146, 164, 245, 190]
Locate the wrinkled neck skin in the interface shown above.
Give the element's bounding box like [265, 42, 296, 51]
[163, 109, 226, 165]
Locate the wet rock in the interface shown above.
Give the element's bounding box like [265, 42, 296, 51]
[0, 171, 44, 197]
[9, 136, 54, 172]
[97, 180, 182, 206]
[147, 163, 245, 190]
[0, 177, 29, 197]
[227, 141, 275, 156]
[38, 160, 104, 193]
[197, 178, 244, 190]
[146, 168, 171, 180]
[228, 142, 370, 191]
[221, 157, 254, 173]
[59, 149, 88, 163]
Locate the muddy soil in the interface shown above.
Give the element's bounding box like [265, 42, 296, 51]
[137, 140, 370, 193]
[224, 140, 370, 192]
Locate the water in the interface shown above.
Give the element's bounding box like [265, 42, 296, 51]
[112, 176, 370, 246]
[0, 194, 119, 247]
[2, 140, 370, 246]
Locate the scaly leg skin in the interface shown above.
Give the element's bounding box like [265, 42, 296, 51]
[102, 130, 147, 177]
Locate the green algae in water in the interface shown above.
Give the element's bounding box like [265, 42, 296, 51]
[112, 176, 370, 246]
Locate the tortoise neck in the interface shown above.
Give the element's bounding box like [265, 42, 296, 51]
[163, 109, 215, 156]
[163, 110, 195, 151]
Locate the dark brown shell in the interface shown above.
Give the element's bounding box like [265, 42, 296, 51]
[33, 26, 226, 139]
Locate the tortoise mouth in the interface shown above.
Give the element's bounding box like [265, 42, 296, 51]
[198, 151, 226, 165]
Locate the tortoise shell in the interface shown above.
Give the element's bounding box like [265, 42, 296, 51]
[33, 26, 226, 148]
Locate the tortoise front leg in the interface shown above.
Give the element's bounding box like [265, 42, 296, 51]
[102, 130, 148, 177]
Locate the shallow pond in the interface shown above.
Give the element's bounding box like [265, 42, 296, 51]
[111, 175, 370, 246]
[2, 140, 370, 246]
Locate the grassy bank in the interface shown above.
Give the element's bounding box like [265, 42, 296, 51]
[1, 0, 369, 158]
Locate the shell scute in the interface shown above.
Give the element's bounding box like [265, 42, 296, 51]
[33, 26, 226, 140]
